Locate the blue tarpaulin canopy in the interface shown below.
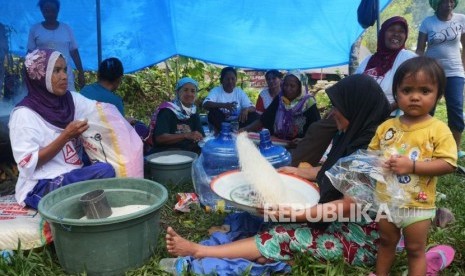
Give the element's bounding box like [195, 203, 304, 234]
[1, 0, 391, 72]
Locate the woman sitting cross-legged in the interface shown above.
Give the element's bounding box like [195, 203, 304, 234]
[203, 67, 259, 134]
[150, 77, 205, 154]
[241, 71, 320, 145]
[165, 75, 391, 269]
[9, 49, 115, 209]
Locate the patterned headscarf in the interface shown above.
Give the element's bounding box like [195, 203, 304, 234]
[16, 49, 75, 129]
[148, 77, 199, 139]
[364, 16, 408, 78]
[429, 0, 458, 11]
[273, 71, 315, 140]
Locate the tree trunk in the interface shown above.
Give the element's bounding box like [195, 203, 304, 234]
[349, 37, 362, 75]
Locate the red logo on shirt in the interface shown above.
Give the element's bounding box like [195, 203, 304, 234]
[63, 142, 82, 165]
[18, 153, 32, 168]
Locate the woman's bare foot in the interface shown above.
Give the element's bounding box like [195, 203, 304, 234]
[166, 226, 202, 258]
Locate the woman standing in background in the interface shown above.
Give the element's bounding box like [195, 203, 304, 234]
[356, 16, 417, 116]
[27, 0, 85, 91]
[416, 0, 465, 157]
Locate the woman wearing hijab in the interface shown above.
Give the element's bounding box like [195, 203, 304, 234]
[8, 49, 115, 209]
[357, 16, 417, 115]
[416, 0, 465, 157]
[151, 77, 205, 154]
[291, 16, 416, 166]
[163, 75, 391, 272]
[242, 71, 320, 142]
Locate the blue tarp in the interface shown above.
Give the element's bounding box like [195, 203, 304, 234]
[1, 0, 391, 72]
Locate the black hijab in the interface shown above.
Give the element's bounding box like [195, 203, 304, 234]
[316, 74, 390, 204]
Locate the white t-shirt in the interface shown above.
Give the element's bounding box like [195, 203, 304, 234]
[203, 86, 254, 113]
[27, 22, 79, 91]
[419, 13, 465, 78]
[9, 92, 96, 205]
[356, 49, 417, 105]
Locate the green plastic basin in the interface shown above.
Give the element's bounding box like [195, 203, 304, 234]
[38, 178, 168, 276]
[145, 150, 197, 185]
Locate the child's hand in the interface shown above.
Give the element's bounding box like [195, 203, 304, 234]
[386, 155, 414, 175]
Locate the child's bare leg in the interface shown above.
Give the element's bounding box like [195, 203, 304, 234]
[166, 227, 263, 260]
[403, 219, 430, 276]
[376, 218, 401, 276]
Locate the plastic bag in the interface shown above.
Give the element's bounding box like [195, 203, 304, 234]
[192, 154, 236, 211]
[325, 149, 410, 215]
[81, 102, 144, 177]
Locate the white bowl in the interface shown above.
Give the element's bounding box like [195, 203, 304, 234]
[210, 170, 320, 216]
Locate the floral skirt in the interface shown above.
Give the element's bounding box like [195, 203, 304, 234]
[255, 221, 379, 266]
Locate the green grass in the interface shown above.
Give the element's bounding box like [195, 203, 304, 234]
[1, 100, 464, 275]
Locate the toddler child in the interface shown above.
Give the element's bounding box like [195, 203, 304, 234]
[368, 56, 457, 275]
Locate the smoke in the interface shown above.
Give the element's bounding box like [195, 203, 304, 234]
[0, 81, 26, 143]
[0, 82, 26, 117]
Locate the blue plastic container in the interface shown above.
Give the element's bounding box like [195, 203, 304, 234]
[193, 122, 238, 210]
[258, 129, 291, 168]
[201, 122, 239, 176]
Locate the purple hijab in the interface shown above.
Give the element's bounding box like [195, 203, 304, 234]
[274, 72, 314, 140]
[16, 49, 75, 129]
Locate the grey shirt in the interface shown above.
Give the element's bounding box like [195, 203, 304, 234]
[420, 13, 465, 78]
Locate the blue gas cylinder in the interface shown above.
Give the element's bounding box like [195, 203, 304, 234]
[258, 129, 291, 168]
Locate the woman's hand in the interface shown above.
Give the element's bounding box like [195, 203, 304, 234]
[287, 138, 302, 148]
[63, 119, 89, 141]
[278, 166, 300, 175]
[278, 164, 320, 181]
[223, 102, 237, 112]
[38, 119, 88, 167]
[238, 108, 249, 123]
[183, 131, 204, 142]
